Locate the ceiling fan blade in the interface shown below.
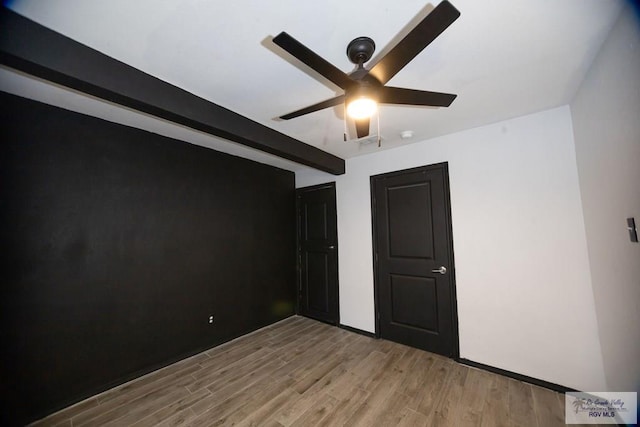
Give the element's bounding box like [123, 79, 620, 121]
[355, 118, 370, 138]
[379, 86, 456, 107]
[368, 1, 460, 85]
[273, 32, 354, 90]
[280, 95, 345, 120]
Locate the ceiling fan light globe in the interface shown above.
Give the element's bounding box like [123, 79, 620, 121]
[347, 98, 377, 120]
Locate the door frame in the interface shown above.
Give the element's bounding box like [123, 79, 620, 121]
[295, 181, 340, 325]
[370, 162, 460, 358]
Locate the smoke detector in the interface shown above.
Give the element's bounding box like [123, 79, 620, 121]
[400, 130, 414, 139]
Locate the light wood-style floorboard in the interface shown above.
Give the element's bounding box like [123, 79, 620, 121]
[32, 316, 575, 426]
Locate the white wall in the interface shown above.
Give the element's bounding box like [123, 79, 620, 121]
[296, 106, 607, 391]
[570, 6, 640, 392]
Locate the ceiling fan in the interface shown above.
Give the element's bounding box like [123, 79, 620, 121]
[272, 1, 461, 139]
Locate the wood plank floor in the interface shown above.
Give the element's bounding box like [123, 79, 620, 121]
[32, 316, 572, 427]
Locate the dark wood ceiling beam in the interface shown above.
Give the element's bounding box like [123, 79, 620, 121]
[0, 8, 345, 175]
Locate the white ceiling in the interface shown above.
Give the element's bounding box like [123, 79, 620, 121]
[1, 0, 624, 171]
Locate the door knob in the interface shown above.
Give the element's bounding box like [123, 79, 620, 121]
[431, 266, 447, 275]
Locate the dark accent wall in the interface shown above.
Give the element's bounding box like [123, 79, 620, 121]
[0, 91, 296, 425]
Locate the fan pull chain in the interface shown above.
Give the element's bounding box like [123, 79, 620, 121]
[377, 108, 381, 147]
[343, 114, 348, 142]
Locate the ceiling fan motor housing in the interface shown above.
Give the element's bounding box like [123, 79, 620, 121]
[345, 83, 379, 104]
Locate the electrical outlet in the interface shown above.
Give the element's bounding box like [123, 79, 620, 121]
[208, 315, 214, 324]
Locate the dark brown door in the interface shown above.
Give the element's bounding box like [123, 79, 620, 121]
[371, 163, 458, 357]
[297, 183, 339, 324]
